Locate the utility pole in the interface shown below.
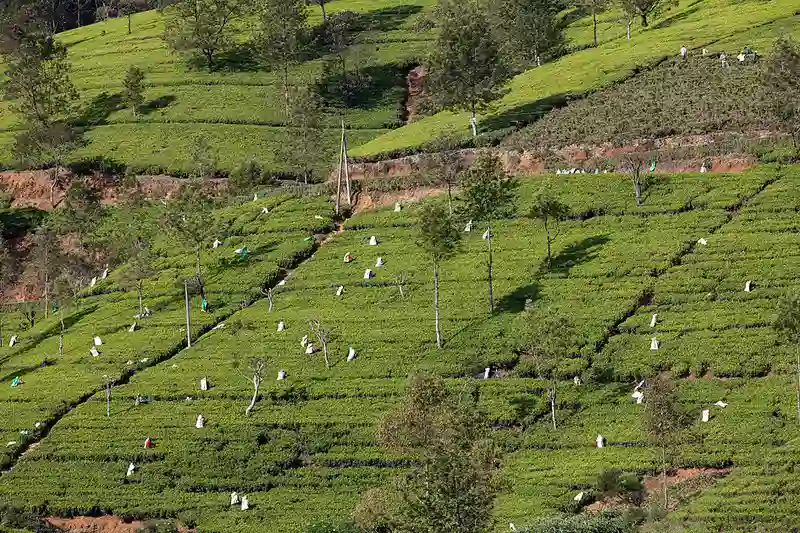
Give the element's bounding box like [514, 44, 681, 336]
[184, 279, 191, 348]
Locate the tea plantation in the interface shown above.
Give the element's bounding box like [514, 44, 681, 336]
[0, 165, 798, 531]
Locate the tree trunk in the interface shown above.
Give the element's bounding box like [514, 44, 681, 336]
[127, 13, 132, 34]
[470, 104, 477, 137]
[322, 340, 329, 369]
[544, 218, 552, 267]
[267, 289, 273, 312]
[641, 13, 648, 27]
[662, 446, 668, 508]
[487, 223, 494, 314]
[58, 307, 64, 357]
[433, 261, 441, 349]
[627, 19, 632, 40]
[592, 10, 598, 47]
[634, 179, 642, 206]
[137, 281, 144, 317]
[283, 62, 290, 123]
[106, 382, 111, 418]
[319, 0, 327, 21]
[44, 272, 49, 319]
[246, 376, 260, 415]
[550, 385, 557, 429]
[446, 181, 453, 216]
[795, 347, 800, 421]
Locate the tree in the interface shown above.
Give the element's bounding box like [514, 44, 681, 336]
[13, 123, 81, 208]
[643, 374, 688, 508]
[188, 134, 218, 179]
[118, 0, 149, 34]
[284, 87, 331, 183]
[238, 357, 266, 415]
[426, 0, 509, 136]
[257, 0, 308, 121]
[578, 0, 611, 47]
[163, 180, 216, 302]
[416, 202, 461, 349]
[53, 255, 91, 356]
[490, 0, 564, 69]
[309, 319, 330, 369]
[419, 152, 467, 216]
[48, 180, 103, 240]
[524, 312, 574, 430]
[28, 226, 63, 320]
[0, 230, 16, 346]
[1, 33, 78, 128]
[162, 0, 246, 71]
[122, 66, 146, 117]
[460, 154, 518, 313]
[620, 151, 652, 207]
[230, 159, 266, 194]
[762, 38, 800, 151]
[774, 294, 800, 421]
[528, 185, 569, 268]
[308, 0, 326, 21]
[372, 374, 501, 533]
[619, 0, 668, 27]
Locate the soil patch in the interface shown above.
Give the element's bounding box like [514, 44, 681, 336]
[642, 467, 729, 491]
[404, 65, 426, 123]
[354, 186, 446, 214]
[46, 516, 146, 533]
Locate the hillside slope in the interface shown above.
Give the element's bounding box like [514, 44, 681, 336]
[0, 166, 798, 531]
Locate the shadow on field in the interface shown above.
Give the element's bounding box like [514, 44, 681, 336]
[75, 92, 122, 126]
[139, 94, 177, 115]
[316, 63, 409, 111]
[0, 361, 49, 383]
[347, 4, 423, 33]
[61, 305, 101, 331]
[497, 282, 541, 313]
[549, 235, 609, 275]
[650, 1, 703, 30]
[211, 43, 261, 72]
[480, 93, 572, 133]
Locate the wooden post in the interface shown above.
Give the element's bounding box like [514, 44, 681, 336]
[335, 124, 344, 216]
[184, 280, 191, 348]
[342, 120, 352, 208]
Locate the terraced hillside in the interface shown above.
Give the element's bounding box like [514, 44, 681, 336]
[0, 165, 798, 531]
[3, 0, 798, 173]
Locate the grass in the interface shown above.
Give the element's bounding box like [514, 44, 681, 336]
[0, 165, 798, 531]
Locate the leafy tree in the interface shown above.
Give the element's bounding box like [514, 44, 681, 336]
[13, 123, 81, 207]
[163, 180, 217, 301]
[28, 226, 63, 320]
[188, 134, 218, 179]
[416, 202, 461, 349]
[230, 159, 266, 194]
[118, 0, 150, 33]
[49, 180, 103, 240]
[257, 0, 308, 120]
[308, 0, 326, 21]
[774, 293, 800, 421]
[284, 87, 331, 183]
[619, 0, 668, 27]
[162, 0, 246, 71]
[0, 230, 16, 346]
[122, 65, 146, 116]
[491, 0, 564, 69]
[524, 312, 574, 429]
[419, 152, 467, 216]
[643, 374, 688, 508]
[578, 0, 611, 47]
[460, 153, 518, 313]
[1, 31, 77, 128]
[762, 38, 800, 151]
[528, 186, 569, 268]
[373, 374, 501, 533]
[426, 0, 509, 136]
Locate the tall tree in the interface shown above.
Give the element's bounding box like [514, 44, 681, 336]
[28, 226, 63, 320]
[524, 312, 574, 430]
[762, 38, 800, 151]
[13, 123, 81, 208]
[284, 87, 331, 183]
[122, 65, 146, 117]
[163, 180, 216, 302]
[416, 202, 461, 349]
[528, 185, 569, 268]
[48, 180, 103, 240]
[578, 0, 611, 47]
[426, 0, 509, 137]
[618, 0, 667, 27]
[1, 31, 78, 128]
[162, 0, 246, 71]
[257, 0, 308, 121]
[643, 374, 688, 508]
[117, 0, 149, 34]
[460, 154, 518, 313]
[373, 374, 501, 533]
[0, 230, 16, 346]
[419, 152, 467, 216]
[491, 0, 564, 69]
[774, 294, 800, 421]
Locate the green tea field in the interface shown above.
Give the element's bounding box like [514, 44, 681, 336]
[0, 165, 798, 531]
